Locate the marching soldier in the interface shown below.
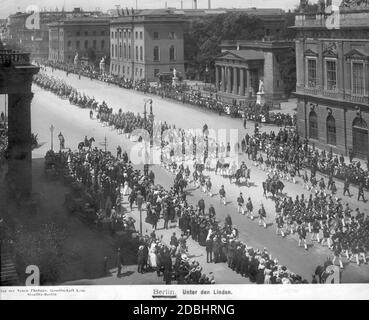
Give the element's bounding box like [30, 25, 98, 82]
[237, 192, 244, 215]
[343, 177, 351, 197]
[219, 185, 226, 205]
[246, 197, 254, 220]
[258, 204, 267, 228]
[276, 214, 285, 237]
[357, 181, 365, 201]
[297, 223, 308, 250]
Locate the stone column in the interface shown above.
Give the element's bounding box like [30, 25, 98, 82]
[239, 68, 245, 96]
[215, 66, 220, 91]
[227, 66, 232, 93]
[7, 92, 34, 199]
[233, 67, 238, 95]
[221, 66, 225, 92]
[247, 69, 253, 97]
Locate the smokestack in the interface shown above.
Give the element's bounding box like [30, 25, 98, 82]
[208, 0, 211, 9]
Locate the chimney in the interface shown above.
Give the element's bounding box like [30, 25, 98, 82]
[194, 0, 197, 10]
[208, 0, 211, 9]
[181, 0, 183, 9]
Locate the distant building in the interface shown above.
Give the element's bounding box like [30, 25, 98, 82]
[48, 17, 110, 64]
[6, 8, 102, 60]
[109, 9, 185, 82]
[293, 0, 369, 159]
[215, 40, 294, 104]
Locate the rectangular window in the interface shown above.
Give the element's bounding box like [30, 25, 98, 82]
[123, 66, 125, 74]
[326, 60, 337, 91]
[153, 46, 159, 61]
[136, 46, 138, 60]
[67, 40, 71, 48]
[76, 40, 80, 49]
[101, 31, 105, 36]
[153, 32, 159, 40]
[111, 31, 114, 39]
[140, 69, 143, 77]
[76, 31, 80, 36]
[85, 31, 88, 36]
[84, 40, 88, 49]
[154, 69, 160, 77]
[307, 58, 317, 88]
[101, 40, 105, 49]
[112, 44, 114, 57]
[135, 68, 138, 76]
[352, 62, 365, 95]
[140, 46, 143, 61]
[135, 31, 138, 39]
[93, 31, 96, 36]
[93, 40, 96, 49]
[140, 31, 143, 40]
[169, 32, 175, 39]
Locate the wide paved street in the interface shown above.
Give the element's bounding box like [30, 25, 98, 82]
[14, 68, 369, 283]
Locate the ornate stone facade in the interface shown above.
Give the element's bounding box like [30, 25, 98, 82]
[294, 7, 369, 158]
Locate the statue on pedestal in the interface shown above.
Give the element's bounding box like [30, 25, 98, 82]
[99, 56, 106, 74]
[256, 79, 265, 105]
[74, 52, 79, 66]
[172, 68, 179, 87]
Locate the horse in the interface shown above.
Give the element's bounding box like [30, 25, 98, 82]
[215, 160, 230, 176]
[78, 137, 95, 150]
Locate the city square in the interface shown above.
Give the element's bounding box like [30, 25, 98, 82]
[1, 0, 369, 290]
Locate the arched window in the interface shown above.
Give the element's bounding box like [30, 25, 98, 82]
[326, 115, 336, 146]
[353, 117, 368, 129]
[309, 111, 318, 139]
[169, 45, 175, 61]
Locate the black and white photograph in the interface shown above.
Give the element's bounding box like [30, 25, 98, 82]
[0, 0, 369, 301]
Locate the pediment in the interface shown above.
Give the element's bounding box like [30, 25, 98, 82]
[304, 48, 318, 57]
[344, 48, 369, 61]
[216, 51, 246, 62]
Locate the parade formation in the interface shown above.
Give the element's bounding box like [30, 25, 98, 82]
[2, 3, 369, 291]
[28, 62, 369, 285]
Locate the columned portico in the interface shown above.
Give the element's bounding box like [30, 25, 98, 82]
[215, 49, 264, 102]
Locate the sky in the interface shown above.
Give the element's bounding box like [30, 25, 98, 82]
[1, 0, 303, 18]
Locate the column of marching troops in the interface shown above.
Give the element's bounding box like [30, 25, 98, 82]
[33, 66, 369, 283]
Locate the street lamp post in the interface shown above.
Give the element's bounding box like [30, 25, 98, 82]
[50, 124, 54, 151]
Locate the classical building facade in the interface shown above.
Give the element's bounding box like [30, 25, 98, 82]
[214, 41, 294, 104]
[109, 9, 186, 82]
[7, 8, 102, 61]
[48, 17, 110, 64]
[294, 1, 369, 159]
